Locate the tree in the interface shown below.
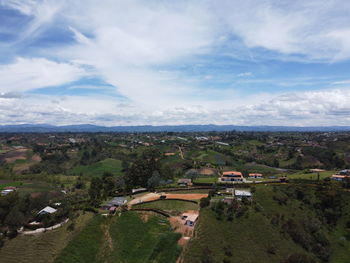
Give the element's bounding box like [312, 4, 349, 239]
[147, 171, 161, 191]
[88, 177, 103, 206]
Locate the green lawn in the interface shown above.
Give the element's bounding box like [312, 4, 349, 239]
[0, 212, 94, 263]
[55, 212, 181, 263]
[69, 158, 123, 177]
[135, 199, 198, 214]
[193, 176, 217, 184]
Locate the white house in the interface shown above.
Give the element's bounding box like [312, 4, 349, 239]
[234, 190, 252, 201]
[38, 206, 57, 216]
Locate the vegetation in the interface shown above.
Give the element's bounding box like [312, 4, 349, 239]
[136, 199, 198, 214]
[55, 212, 181, 263]
[0, 212, 93, 263]
[182, 183, 350, 263]
[1, 131, 350, 263]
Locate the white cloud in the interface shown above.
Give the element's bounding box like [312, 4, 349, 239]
[1, 88, 350, 126]
[220, 0, 350, 61]
[0, 57, 85, 93]
[2, 1, 350, 125]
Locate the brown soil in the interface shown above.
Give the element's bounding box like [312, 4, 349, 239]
[31, 154, 42, 162]
[169, 210, 198, 247]
[1, 148, 29, 163]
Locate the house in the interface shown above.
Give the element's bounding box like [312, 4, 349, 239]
[38, 206, 57, 216]
[234, 190, 252, 201]
[221, 171, 244, 182]
[181, 213, 199, 227]
[331, 174, 346, 181]
[248, 173, 263, 179]
[1, 187, 16, 196]
[105, 197, 127, 208]
[178, 178, 192, 186]
[331, 170, 350, 181]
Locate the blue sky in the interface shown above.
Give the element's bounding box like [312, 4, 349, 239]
[1, 0, 350, 126]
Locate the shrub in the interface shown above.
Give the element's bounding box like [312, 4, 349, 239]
[200, 197, 210, 208]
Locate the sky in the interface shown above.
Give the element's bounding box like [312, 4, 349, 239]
[1, 0, 350, 126]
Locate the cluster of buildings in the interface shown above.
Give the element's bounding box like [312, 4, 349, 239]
[220, 171, 264, 182]
[102, 197, 128, 213]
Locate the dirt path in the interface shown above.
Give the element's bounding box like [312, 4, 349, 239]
[128, 193, 208, 207]
[178, 146, 184, 160]
[128, 193, 160, 206]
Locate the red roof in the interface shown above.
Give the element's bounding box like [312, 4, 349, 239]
[109, 206, 117, 211]
[223, 171, 242, 176]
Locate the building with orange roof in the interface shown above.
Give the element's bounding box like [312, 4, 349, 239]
[221, 171, 243, 182]
[331, 170, 350, 181]
[248, 173, 263, 179]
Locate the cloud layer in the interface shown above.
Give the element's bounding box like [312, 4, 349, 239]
[1, 0, 350, 125]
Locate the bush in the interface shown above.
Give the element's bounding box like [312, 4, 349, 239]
[200, 197, 210, 208]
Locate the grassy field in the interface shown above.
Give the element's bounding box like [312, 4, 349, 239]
[287, 170, 335, 180]
[182, 184, 350, 263]
[0, 180, 56, 194]
[55, 215, 105, 263]
[106, 212, 181, 263]
[193, 176, 217, 184]
[55, 212, 181, 263]
[136, 199, 198, 214]
[69, 158, 123, 177]
[0, 212, 94, 263]
[0, 181, 23, 190]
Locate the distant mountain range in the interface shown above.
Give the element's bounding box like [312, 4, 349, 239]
[1, 124, 350, 133]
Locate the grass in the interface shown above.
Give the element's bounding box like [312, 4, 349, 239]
[136, 199, 198, 214]
[193, 176, 217, 184]
[0, 180, 56, 195]
[287, 170, 335, 180]
[55, 215, 105, 263]
[0, 181, 23, 190]
[69, 158, 123, 177]
[107, 211, 181, 263]
[0, 212, 94, 263]
[55, 212, 181, 263]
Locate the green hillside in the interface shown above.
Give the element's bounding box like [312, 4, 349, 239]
[55, 212, 181, 263]
[182, 183, 350, 263]
[69, 158, 123, 177]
